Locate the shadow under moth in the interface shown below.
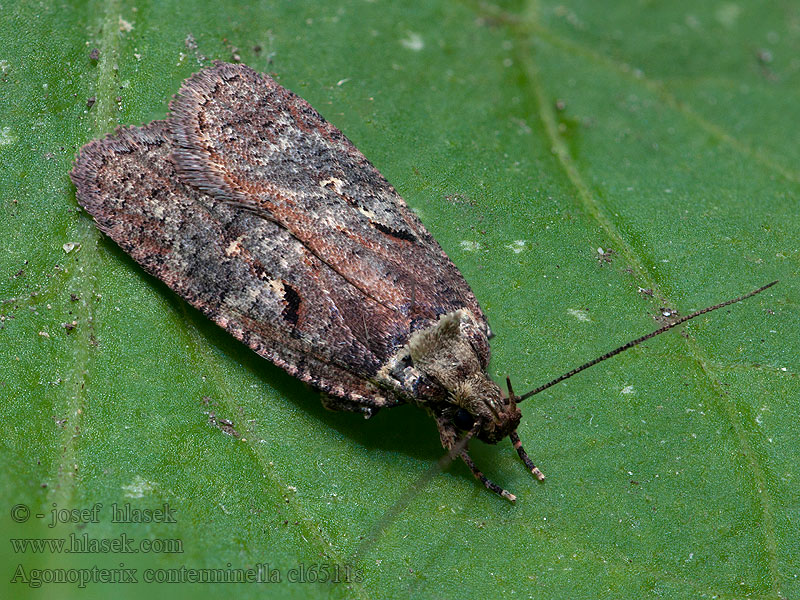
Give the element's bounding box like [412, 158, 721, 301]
[71, 62, 776, 502]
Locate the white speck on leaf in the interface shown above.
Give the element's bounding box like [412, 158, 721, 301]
[0, 126, 16, 145]
[567, 308, 590, 322]
[460, 240, 481, 252]
[122, 476, 155, 498]
[118, 16, 133, 32]
[400, 32, 424, 51]
[505, 240, 526, 254]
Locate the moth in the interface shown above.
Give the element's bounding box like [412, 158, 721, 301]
[71, 62, 776, 501]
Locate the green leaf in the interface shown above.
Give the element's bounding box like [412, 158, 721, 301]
[2, 1, 797, 598]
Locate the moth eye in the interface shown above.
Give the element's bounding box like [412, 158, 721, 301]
[453, 408, 475, 431]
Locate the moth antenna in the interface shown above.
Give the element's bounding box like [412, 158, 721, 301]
[517, 281, 778, 402]
[509, 431, 545, 481]
[505, 375, 516, 404]
[459, 450, 516, 502]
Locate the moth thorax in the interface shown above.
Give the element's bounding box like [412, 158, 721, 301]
[408, 311, 482, 383]
[408, 310, 504, 420]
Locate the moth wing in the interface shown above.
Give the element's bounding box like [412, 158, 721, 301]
[167, 62, 489, 338]
[70, 121, 404, 412]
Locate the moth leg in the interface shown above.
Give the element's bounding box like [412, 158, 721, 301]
[433, 415, 516, 501]
[434, 413, 460, 453]
[459, 451, 516, 503]
[320, 393, 378, 419]
[509, 431, 545, 481]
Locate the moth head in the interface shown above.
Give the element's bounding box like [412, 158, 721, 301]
[408, 310, 521, 444]
[449, 379, 522, 444]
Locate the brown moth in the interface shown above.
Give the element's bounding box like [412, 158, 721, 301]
[71, 62, 777, 501]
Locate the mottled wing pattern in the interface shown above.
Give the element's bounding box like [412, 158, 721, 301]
[167, 62, 486, 331]
[71, 122, 401, 407]
[71, 62, 491, 412]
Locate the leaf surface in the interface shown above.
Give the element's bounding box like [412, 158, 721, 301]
[1, 1, 797, 598]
